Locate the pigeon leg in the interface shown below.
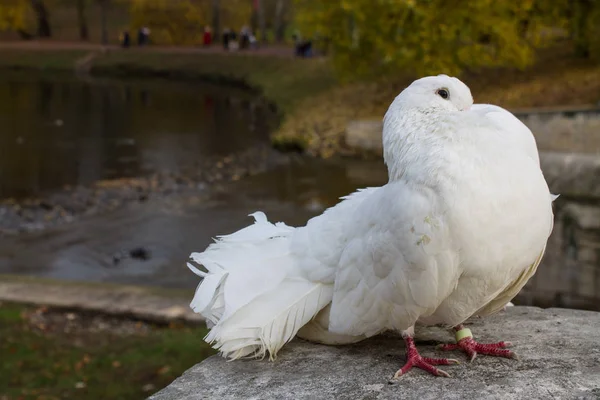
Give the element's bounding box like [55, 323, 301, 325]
[392, 327, 459, 379]
[438, 324, 517, 362]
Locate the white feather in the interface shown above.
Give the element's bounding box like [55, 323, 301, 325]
[188, 74, 555, 360]
[206, 279, 332, 360]
[188, 213, 332, 359]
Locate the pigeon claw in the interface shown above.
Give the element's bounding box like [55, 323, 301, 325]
[392, 336, 458, 380]
[438, 337, 517, 362]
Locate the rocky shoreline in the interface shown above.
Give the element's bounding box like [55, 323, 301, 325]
[0, 144, 290, 236]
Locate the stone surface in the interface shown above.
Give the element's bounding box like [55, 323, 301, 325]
[344, 127, 600, 198]
[515, 108, 600, 155]
[540, 152, 600, 198]
[150, 307, 600, 400]
[0, 274, 202, 324]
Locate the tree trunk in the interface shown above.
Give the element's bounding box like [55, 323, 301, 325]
[30, 0, 51, 38]
[257, 0, 267, 43]
[572, 0, 592, 58]
[99, 0, 109, 45]
[273, 0, 286, 42]
[77, 0, 89, 41]
[211, 0, 220, 42]
[251, 0, 258, 35]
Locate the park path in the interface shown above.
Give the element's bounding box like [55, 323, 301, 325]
[0, 274, 203, 324]
[0, 40, 297, 58]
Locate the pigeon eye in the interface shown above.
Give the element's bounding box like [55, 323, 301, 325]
[437, 88, 450, 100]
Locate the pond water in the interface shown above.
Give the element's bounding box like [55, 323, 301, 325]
[0, 72, 277, 199]
[0, 72, 597, 313]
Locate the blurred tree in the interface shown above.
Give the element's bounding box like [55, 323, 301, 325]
[130, 0, 207, 45]
[250, 0, 258, 35]
[30, 0, 51, 37]
[0, 0, 28, 33]
[257, 0, 267, 42]
[293, 0, 567, 79]
[255, 0, 267, 43]
[273, 0, 287, 42]
[76, 0, 89, 40]
[568, 0, 600, 59]
[212, 0, 220, 40]
[219, 0, 252, 32]
[99, 0, 109, 44]
[0, 0, 35, 39]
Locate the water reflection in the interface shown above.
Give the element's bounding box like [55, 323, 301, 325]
[0, 158, 389, 285]
[0, 73, 277, 199]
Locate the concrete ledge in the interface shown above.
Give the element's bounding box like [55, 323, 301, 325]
[540, 152, 600, 198]
[346, 106, 600, 155]
[149, 307, 600, 400]
[345, 118, 600, 198]
[0, 274, 202, 324]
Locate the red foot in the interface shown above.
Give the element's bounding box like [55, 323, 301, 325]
[393, 336, 459, 379]
[438, 329, 517, 362]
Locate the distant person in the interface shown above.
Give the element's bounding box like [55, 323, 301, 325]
[203, 26, 212, 46]
[293, 32, 312, 58]
[228, 31, 239, 51]
[240, 26, 250, 50]
[138, 26, 151, 46]
[292, 33, 302, 56]
[120, 30, 130, 48]
[302, 40, 313, 57]
[249, 33, 258, 50]
[137, 28, 144, 46]
[143, 27, 151, 44]
[222, 28, 231, 50]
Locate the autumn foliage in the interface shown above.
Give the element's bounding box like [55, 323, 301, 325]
[0, 0, 27, 32]
[128, 0, 253, 45]
[293, 0, 599, 79]
[129, 0, 208, 45]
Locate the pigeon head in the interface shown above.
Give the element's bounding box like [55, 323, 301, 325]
[382, 75, 474, 181]
[392, 74, 473, 113]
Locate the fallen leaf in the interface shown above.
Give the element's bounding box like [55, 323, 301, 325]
[142, 384, 155, 392]
[157, 365, 171, 375]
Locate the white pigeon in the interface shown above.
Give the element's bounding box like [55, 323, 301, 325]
[187, 75, 556, 378]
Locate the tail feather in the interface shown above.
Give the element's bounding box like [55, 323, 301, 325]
[206, 280, 332, 360]
[189, 267, 227, 326]
[188, 212, 332, 360]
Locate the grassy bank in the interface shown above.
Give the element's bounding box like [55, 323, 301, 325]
[276, 43, 600, 157]
[0, 302, 214, 400]
[90, 50, 335, 115]
[0, 48, 336, 114]
[0, 50, 88, 71]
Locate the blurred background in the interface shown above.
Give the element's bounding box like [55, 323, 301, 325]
[0, 1, 599, 399]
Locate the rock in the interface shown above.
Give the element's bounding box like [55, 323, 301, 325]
[130, 246, 152, 261]
[149, 307, 600, 400]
